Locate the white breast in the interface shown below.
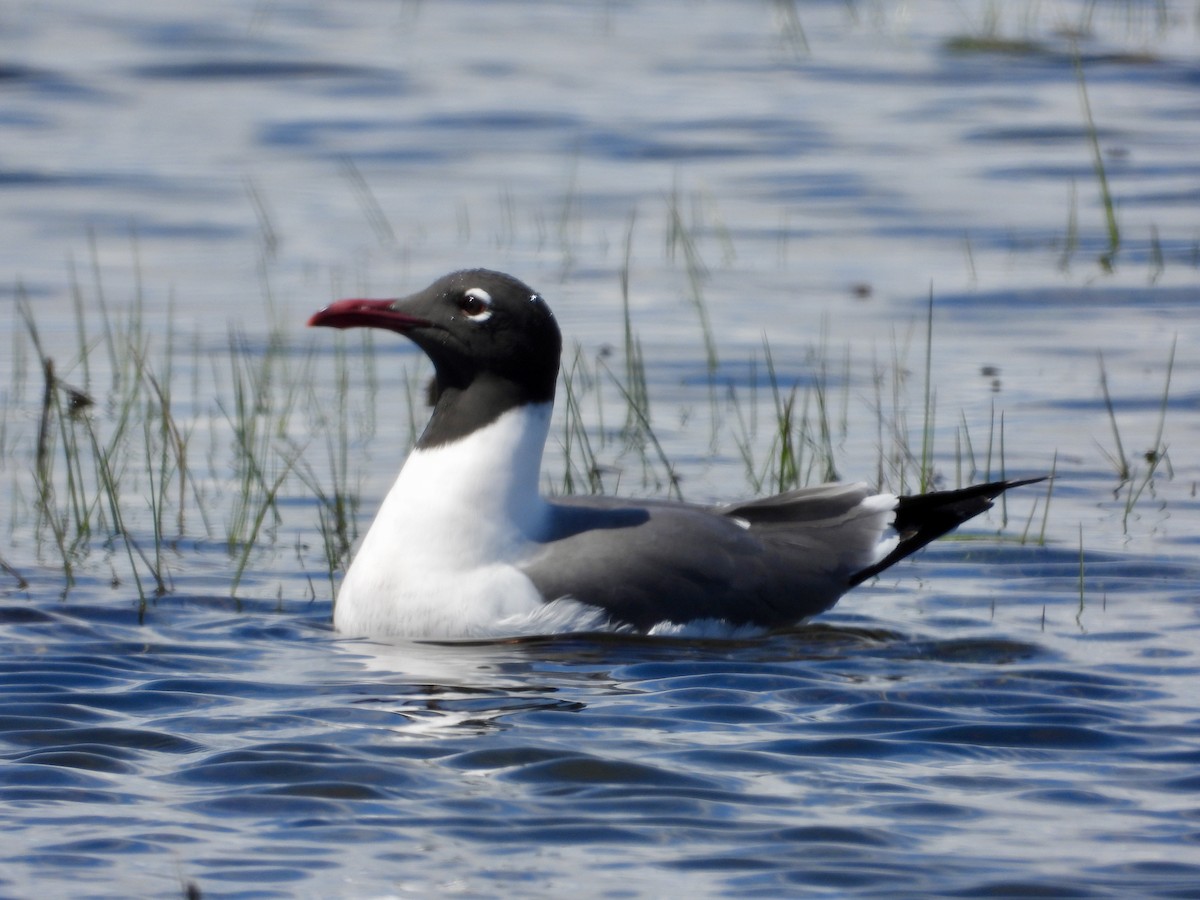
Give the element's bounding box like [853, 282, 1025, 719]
[333, 403, 556, 639]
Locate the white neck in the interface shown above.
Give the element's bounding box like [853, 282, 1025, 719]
[410, 401, 549, 526]
[333, 402, 554, 637]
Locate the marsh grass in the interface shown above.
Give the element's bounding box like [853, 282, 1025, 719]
[666, 184, 718, 374]
[340, 158, 396, 248]
[1120, 338, 1174, 531]
[557, 344, 605, 495]
[4, 215, 1072, 607]
[620, 212, 651, 437]
[771, 0, 809, 56]
[6, 249, 365, 602]
[1073, 51, 1121, 271]
[1094, 340, 1176, 534]
[1059, 180, 1080, 271]
[948, 20, 1160, 278]
[731, 336, 847, 495]
[919, 288, 936, 493]
[1027, 452, 1058, 547]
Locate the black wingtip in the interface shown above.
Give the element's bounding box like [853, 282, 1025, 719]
[847, 476, 1048, 587]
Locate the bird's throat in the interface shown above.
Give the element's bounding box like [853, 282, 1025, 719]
[417, 373, 551, 450]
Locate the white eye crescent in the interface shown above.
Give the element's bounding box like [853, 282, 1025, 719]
[459, 288, 493, 322]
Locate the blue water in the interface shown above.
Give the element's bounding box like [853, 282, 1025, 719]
[3, 1, 1200, 897]
[5, 559, 1200, 898]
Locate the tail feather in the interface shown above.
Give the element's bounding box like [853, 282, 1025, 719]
[848, 477, 1046, 587]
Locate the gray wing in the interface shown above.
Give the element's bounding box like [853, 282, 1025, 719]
[519, 478, 1043, 632]
[519, 483, 893, 631]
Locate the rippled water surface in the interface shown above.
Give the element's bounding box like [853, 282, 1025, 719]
[2, 1, 1199, 897]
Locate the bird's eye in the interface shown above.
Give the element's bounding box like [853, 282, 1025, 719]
[458, 288, 493, 321]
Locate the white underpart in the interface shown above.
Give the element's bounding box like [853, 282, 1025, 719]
[492, 597, 618, 636]
[334, 403, 553, 639]
[647, 619, 770, 639]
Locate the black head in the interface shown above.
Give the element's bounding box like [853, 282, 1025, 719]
[309, 269, 562, 447]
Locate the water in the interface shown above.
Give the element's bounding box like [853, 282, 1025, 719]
[2, 1, 1200, 897]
